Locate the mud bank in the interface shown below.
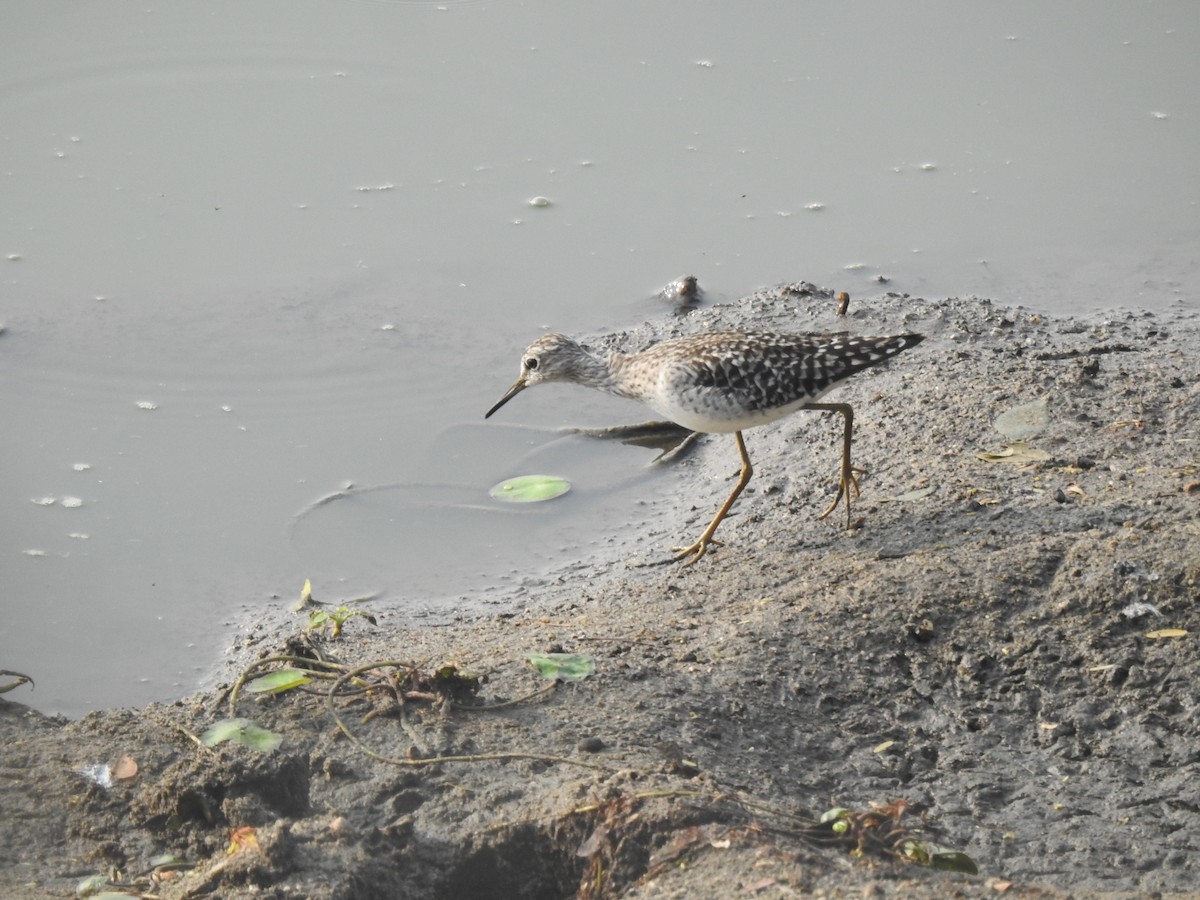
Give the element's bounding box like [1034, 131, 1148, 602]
[2, 286, 1197, 898]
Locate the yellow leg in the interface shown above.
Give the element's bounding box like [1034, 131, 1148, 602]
[671, 431, 753, 564]
[805, 402, 860, 528]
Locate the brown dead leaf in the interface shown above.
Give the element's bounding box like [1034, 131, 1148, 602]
[647, 825, 711, 870]
[1145, 628, 1188, 639]
[111, 755, 138, 781]
[227, 826, 260, 855]
[976, 441, 1052, 465]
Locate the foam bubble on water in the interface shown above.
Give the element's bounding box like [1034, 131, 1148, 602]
[78, 763, 112, 789]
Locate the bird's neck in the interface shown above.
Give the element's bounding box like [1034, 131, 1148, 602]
[601, 351, 643, 401]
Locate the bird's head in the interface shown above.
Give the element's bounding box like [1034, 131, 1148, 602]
[484, 333, 588, 418]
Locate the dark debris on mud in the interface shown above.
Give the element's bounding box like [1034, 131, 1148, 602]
[2, 286, 1198, 899]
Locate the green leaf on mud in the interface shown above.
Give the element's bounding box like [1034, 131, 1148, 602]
[246, 669, 313, 694]
[930, 850, 979, 874]
[819, 807, 851, 823]
[819, 807, 852, 833]
[433, 663, 481, 689]
[527, 652, 595, 682]
[993, 398, 1049, 441]
[201, 718, 283, 752]
[975, 440, 1051, 465]
[902, 840, 979, 874]
[489, 474, 571, 503]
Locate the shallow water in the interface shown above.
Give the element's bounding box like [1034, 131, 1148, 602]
[2, 0, 1197, 715]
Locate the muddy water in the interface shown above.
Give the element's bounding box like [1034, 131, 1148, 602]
[2, 1, 1197, 715]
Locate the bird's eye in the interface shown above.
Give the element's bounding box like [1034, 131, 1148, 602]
[525, 357, 539, 371]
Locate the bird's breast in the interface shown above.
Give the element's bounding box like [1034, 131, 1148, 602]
[649, 387, 822, 434]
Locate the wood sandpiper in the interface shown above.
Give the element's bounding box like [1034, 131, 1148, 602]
[485, 329, 925, 563]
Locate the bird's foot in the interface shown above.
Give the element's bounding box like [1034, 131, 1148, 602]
[668, 536, 723, 565]
[817, 466, 865, 525]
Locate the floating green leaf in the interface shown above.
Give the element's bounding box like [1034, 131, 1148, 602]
[527, 652, 595, 682]
[200, 718, 283, 752]
[246, 669, 312, 694]
[489, 474, 571, 503]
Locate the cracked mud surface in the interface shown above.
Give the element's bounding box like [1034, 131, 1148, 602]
[2, 286, 1197, 898]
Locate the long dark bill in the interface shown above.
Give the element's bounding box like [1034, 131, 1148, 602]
[484, 378, 527, 419]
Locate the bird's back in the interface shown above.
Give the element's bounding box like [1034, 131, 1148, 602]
[615, 331, 924, 434]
